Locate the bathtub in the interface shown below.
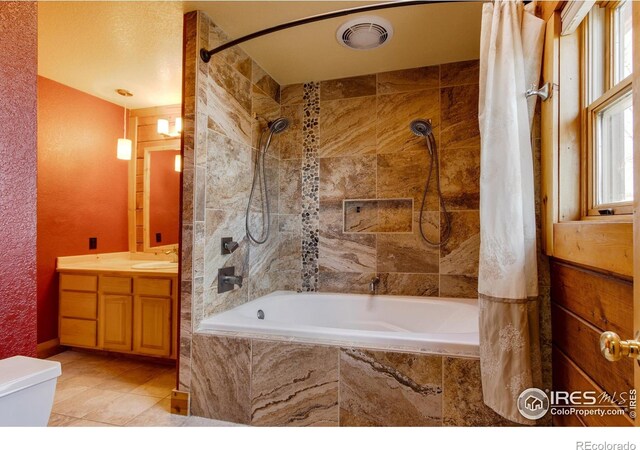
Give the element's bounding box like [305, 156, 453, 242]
[199, 291, 479, 356]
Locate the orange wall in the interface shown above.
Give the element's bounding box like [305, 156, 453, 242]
[149, 150, 180, 246]
[37, 76, 129, 343]
[0, 2, 38, 359]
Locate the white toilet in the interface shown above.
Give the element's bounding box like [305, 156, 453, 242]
[0, 356, 62, 426]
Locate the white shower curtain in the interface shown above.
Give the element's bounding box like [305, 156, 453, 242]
[478, 0, 545, 425]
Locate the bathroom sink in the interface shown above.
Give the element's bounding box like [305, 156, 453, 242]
[131, 261, 178, 270]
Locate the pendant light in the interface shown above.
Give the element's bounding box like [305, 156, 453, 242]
[116, 89, 133, 160]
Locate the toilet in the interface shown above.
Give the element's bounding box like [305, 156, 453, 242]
[0, 356, 61, 426]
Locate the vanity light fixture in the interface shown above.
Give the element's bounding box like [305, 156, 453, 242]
[157, 117, 182, 138]
[116, 89, 133, 160]
[174, 154, 182, 172]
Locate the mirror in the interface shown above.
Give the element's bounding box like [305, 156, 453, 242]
[143, 143, 181, 251]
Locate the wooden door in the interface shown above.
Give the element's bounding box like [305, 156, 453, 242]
[133, 296, 172, 357]
[633, 0, 640, 427]
[543, 2, 638, 426]
[100, 294, 133, 351]
[598, 0, 640, 427]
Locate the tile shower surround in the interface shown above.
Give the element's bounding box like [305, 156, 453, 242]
[181, 11, 551, 425]
[285, 63, 486, 297]
[179, 11, 301, 392]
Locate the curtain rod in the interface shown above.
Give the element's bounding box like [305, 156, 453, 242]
[200, 0, 527, 63]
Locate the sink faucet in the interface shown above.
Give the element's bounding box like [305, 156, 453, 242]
[369, 276, 380, 294]
[164, 248, 179, 263]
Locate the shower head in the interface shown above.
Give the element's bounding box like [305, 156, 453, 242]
[409, 119, 433, 137]
[268, 117, 289, 134]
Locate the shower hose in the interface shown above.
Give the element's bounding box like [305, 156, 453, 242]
[419, 132, 451, 247]
[246, 129, 274, 245]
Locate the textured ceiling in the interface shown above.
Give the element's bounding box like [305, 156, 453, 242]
[38, 1, 482, 108]
[190, 1, 483, 86]
[38, 1, 184, 109]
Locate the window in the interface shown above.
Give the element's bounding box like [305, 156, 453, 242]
[612, 0, 632, 83]
[594, 90, 633, 205]
[583, 0, 634, 216]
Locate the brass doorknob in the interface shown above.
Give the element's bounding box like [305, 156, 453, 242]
[600, 331, 640, 362]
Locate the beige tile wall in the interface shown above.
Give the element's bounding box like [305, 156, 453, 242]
[281, 61, 482, 297]
[180, 11, 300, 392]
[190, 333, 517, 426]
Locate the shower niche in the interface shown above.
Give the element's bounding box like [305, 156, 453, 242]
[343, 198, 413, 234]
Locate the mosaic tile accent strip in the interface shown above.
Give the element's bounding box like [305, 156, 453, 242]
[301, 82, 320, 291]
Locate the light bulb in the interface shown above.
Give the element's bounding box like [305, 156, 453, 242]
[117, 138, 132, 160]
[157, 119, 169, 135]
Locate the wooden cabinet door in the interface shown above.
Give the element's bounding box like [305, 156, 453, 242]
[100, 294, 133, 351]
[133, 296, 171, 357]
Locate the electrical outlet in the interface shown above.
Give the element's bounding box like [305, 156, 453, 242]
[89, 237, 97, 250]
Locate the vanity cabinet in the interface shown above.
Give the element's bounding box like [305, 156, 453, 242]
[58, 271, 177, 359]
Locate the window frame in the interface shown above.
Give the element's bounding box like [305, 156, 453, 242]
[581, 0, 634, 219]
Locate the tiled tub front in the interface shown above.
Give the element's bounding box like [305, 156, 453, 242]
[190, 333, 515, 426]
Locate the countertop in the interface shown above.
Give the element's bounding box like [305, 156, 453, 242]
[57, 252, 178, 275]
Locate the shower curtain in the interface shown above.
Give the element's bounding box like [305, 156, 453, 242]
[477, 0, 545, 425]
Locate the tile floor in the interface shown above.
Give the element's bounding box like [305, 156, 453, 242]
[46, 350, 236, 427]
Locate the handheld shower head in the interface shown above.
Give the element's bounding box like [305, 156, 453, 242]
[409, 119, 432, 137]
[268, 117, 289, 134]
[409, 117, 451, 247]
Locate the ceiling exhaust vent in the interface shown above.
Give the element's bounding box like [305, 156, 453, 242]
[337, 16, 394, 50]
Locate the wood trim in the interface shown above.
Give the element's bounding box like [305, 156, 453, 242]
[131, 105, 182, 119]
[550, 260, 633, 337]
[36, 338, 63, 359]
[128, 116, 139, 253]
[541, 12, 561, 255]
[171, 389, 189, 416]
[632, 0, 640, 418]
[536, 1, 564, 21]
[553, 347, 633, 426]
[141, 141, 181, 252]
[553, 221, 633, 277]
[558, 23, 582, 222]
[552, 303, 634, 398]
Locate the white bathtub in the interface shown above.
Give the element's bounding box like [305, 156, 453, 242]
[199, 291, 479, 357]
